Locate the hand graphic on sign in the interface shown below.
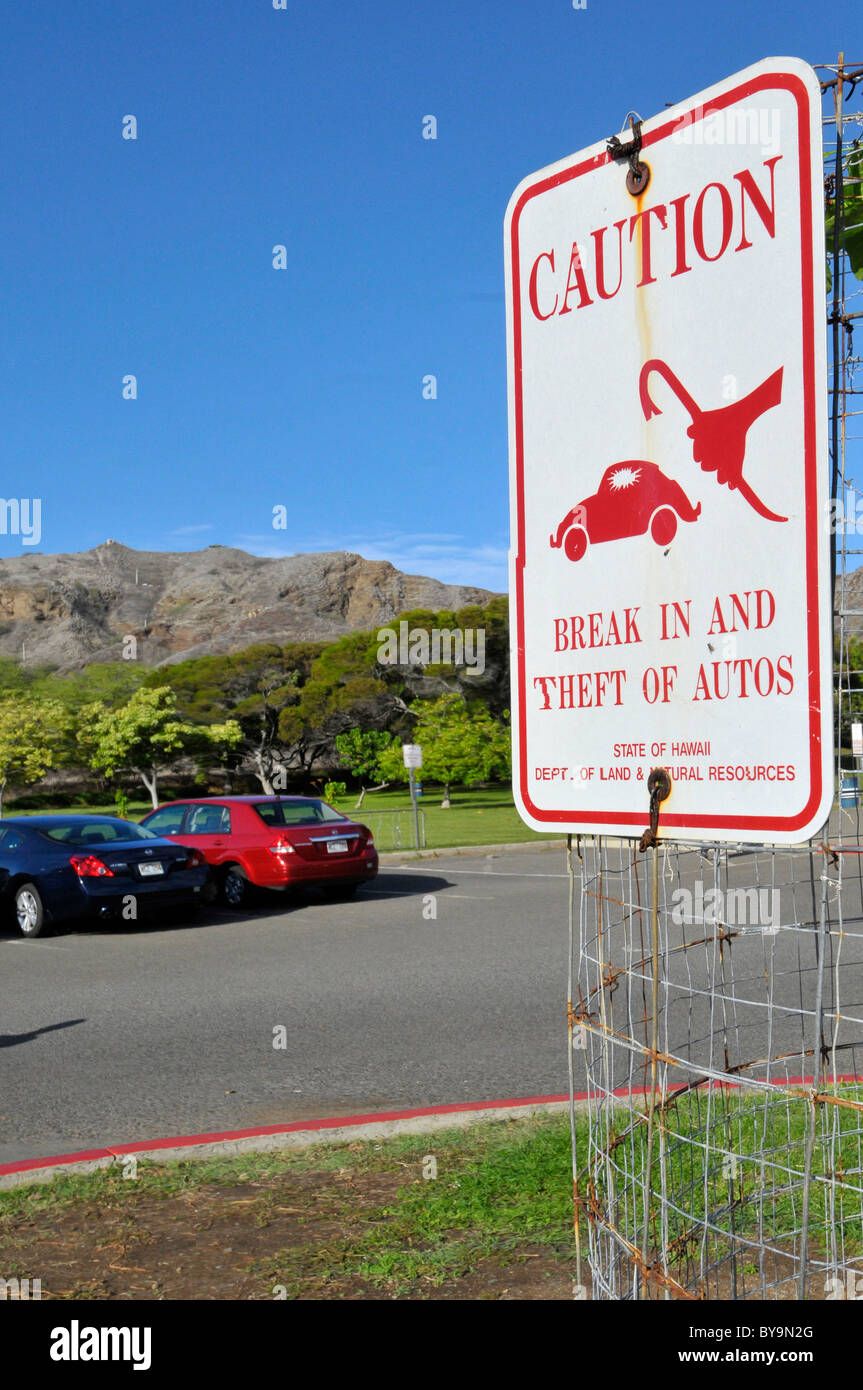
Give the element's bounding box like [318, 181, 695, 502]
[638, 359, 788, 523]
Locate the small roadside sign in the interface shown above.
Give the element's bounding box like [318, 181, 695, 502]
[505, 57, 831, 844]
[403, 744, 423, 769]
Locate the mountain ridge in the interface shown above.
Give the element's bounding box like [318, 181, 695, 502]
[0, 542, 503, 670]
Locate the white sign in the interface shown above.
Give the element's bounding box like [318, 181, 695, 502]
[505, 58, 831, 845]
[853, 724, 863, 759]
[402, 744, 423, 769]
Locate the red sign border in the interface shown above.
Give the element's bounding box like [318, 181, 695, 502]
[509, 69, 826, 836]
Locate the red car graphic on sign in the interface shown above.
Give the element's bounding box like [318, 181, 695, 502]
[550, 460, 702, 562]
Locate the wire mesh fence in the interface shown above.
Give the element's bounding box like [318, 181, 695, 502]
[567, 56, 863, 1303]
[351, 806, 426, 851]
[569, 828, 863, 1300]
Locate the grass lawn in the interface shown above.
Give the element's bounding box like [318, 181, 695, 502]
[0, 1115, 582, 1301]
[9, 786, 555, 853]
[326, 785, 556, 851]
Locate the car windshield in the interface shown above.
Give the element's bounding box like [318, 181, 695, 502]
[35, 818, 161, 847]
[252, 800, 347, 827]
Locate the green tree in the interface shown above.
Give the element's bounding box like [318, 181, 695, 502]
[273, 633, 405, 782]
[82, 686, 242, 809]
[132, 598, 512, 789]
[379, 694, 511, 807]
[334, 728, 396, 807]
[147, 643, 323, 793]
[33, 661, 146, 712]
[826, 144, 863, 289]
[0, 658, 44, 696]
[28, 663, 148, 772]
[0, 696, 70, 816]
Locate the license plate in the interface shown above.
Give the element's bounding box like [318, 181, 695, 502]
[326, 840, 348, 854]
[138, 862, 165, 877]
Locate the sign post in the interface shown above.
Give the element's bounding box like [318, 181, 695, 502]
[505, 58, 831, 845]
[403, 744, 423, 849]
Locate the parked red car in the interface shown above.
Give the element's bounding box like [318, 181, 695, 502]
[139, 796, 378, 908]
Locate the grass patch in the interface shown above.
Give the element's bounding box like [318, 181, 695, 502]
[0, 1116, 581, 1300]
[590, 1083, 863, 1275]
[327, 785, 553, 851]
[249, 1115, 579, 1297]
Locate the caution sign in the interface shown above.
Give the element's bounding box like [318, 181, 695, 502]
[505, 57, 831, 844]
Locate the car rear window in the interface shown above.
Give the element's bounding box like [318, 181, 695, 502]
[36, 819, 160, 847]
[252, 800, 346, 827]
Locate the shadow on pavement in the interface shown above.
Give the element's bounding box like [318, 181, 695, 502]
[0, 1018, 86, 1048]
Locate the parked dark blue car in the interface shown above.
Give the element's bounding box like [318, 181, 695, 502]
[0, 815, 209, 938]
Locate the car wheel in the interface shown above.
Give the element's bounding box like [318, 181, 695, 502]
[15, 884, 48, 938]
[650, 507, 678, 545]
[221, 866, 250, 909]
[563, 526, 588, 562]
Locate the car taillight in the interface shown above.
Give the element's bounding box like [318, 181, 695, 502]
[268, 838, 296, 856]
[185, 849, 206, 868]
[70, 855, 114, 878]
[364, 833, 374, 848]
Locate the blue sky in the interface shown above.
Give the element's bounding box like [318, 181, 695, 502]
[0, 2, 858, 591]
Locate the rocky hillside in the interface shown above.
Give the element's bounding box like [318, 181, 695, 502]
[0, 543, 501, 671]
[838, 567, 863, 639]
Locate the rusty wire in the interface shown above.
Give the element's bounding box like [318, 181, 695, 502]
[571, 831, 863, 1300]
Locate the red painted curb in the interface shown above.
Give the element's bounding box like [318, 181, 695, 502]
[0, 1093, 570, 1177]
[3, 1075, 860, 1179]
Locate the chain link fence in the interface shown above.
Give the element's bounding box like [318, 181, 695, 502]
[352, 806, 426, 851]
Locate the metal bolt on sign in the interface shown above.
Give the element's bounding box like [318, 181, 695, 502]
[607, 114, 651, 197]
[639, 768, 672, 854]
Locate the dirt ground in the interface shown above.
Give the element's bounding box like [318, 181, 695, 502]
[0, 1128, 836, 1302]
[1, 1164, 580, 1301]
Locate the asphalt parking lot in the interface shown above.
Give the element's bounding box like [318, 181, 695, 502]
[3, 836, 863, 1170]
[0, 847, 574, 1167]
